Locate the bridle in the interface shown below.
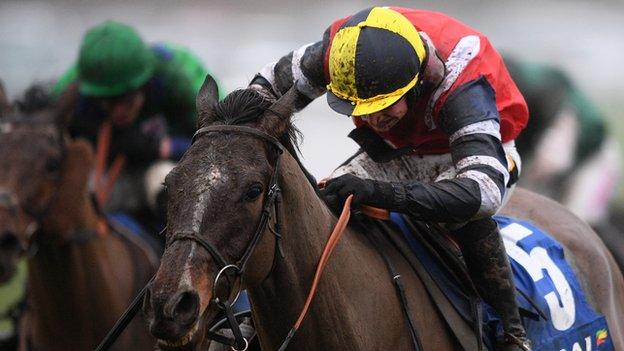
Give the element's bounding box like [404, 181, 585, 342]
[166, 124, 286, 351]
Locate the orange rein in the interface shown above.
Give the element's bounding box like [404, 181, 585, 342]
[278, 183, 389, 349]
[94, 121, 126, 209]
[93, 121, 126, 237]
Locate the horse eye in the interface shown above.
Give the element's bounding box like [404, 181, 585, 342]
[245, 184, 263, 201]
[45, 157, 61, 174]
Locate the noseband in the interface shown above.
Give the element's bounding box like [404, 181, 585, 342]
[166, 125, 285, 350]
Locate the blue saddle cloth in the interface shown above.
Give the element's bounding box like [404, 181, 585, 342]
[391, 213, 614, 351]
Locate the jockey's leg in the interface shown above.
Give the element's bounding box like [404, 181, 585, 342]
[453, 217, 531, 351]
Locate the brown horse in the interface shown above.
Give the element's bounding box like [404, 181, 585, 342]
[0, 111, 158, 350]
[144, 77, 624, 350]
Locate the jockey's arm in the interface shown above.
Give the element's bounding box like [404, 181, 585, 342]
[372, 78, 511, 223]
[249, 28, 331, 110]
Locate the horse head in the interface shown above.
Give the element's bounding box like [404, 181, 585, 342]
[0, 103, 94, 283]
[144, 75, 300, 349]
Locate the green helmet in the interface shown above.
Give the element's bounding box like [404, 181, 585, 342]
[77, 21, 155, 97]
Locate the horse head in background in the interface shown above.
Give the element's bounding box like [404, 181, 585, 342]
[0, 111, 62, 283]
[0, 82, 68, 283]
[144, 75, 624, 350]
[0, 94, 157, 350]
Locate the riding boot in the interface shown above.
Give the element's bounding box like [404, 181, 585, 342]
[452, 217, 532, 351]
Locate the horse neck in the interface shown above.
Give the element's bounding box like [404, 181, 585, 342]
[247, 152, 384, 349]
[25, 162, 135, 348]
[45, 175, 102, 239]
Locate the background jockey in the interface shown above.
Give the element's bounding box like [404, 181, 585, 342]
[52, 20, 223, 234]
[249, 7, 531, 350]
[504, 56, 622, 230]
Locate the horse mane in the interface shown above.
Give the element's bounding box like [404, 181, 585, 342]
[14, 82, 53, 115]
[210, 88, 320, 190]
[212, 89, 301, 148]
[1, 82, 55, 125]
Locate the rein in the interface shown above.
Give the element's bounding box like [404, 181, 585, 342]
[276, 194, 355, 350]
[94, 121, 126, 208]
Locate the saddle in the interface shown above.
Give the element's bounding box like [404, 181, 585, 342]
[359, 214, 489, 350]
[361, 213, 614, 351]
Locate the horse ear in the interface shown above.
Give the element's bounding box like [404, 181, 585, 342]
[258, 85, 300, 136]
[196, 74, 220, 128]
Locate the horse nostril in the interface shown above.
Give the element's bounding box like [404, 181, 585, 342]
[171, 290, 199, 325]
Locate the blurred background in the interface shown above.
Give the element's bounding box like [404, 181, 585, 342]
[1, 0, 623, 183]
[1, 0, 624, 345]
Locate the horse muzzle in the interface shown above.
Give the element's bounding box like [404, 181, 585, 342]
[144, 285, 206, 348]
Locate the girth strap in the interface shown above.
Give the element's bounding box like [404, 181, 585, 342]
[362, 221, 423, 351]
[382, 222, 482, 350]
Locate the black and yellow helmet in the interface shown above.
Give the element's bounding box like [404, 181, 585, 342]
[326, 7, 427, 116]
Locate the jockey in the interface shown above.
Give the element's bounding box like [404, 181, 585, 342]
[249, 7, 530, 350]
[52, 21, 223, 232]
[505, 57, 622, 228]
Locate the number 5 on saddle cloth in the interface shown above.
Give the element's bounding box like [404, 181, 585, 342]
[391, 214, 614, 351]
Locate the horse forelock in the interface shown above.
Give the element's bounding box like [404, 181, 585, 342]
[207, 88, 302, 149]
[212, 88, 271, 125]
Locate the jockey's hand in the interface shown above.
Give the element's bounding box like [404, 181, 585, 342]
[321, 174, 396, 209]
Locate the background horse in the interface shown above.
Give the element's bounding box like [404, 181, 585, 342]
[144, 77, 624, 350]
[0, 110, 158, 350]
[0, 80, 10, 116]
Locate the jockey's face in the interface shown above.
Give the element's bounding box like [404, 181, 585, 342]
[98, 89, 145, 127]
[361, 96, 408, 133]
